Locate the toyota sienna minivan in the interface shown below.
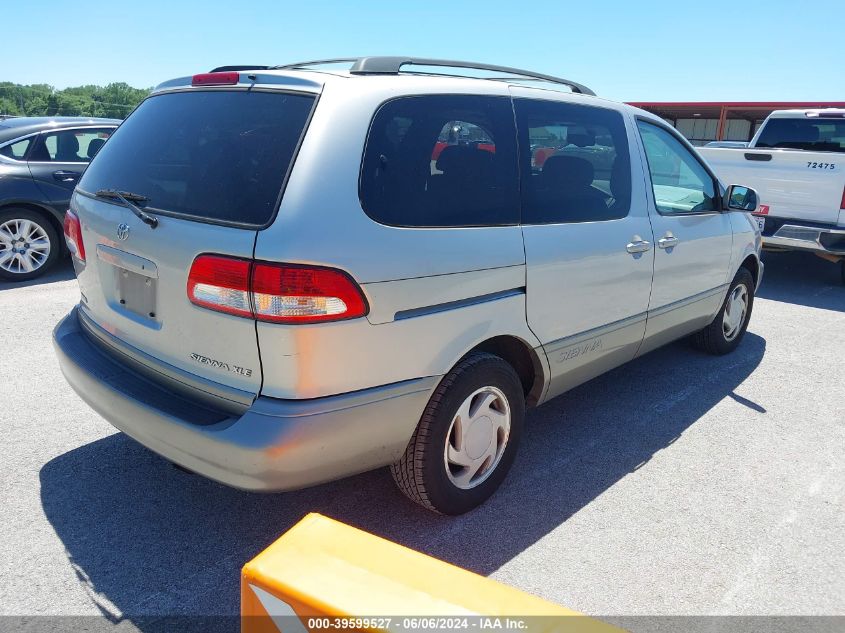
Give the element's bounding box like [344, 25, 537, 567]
[54, 57, 763, 514]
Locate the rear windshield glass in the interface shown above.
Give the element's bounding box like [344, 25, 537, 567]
[756, 118, 845, 153]
[78, 90, 315, 226]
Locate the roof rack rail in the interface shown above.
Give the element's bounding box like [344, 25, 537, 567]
[265, 56, 595, 95]
[272, 58, 361, 71]
[210, 65, 270, 72]
[347, 57, 594, 95]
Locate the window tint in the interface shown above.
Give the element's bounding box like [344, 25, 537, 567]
[360, 95, 519, 227]
[0, 137, 32, 160]
[79, 91, 315, 226]
[31, 129, 113, 163]
[637, 120, 718, 214]
[514, 99, 631, 224]
[756, 118, 845, 153]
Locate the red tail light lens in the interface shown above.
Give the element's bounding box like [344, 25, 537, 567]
[187, 255, 252, 318]
[63, 210, 85, 262]
[840, 185, 845, 210]
[191, 72, 239, 86]
[187, 256, 368, 324]
[251, 263, 367, 323]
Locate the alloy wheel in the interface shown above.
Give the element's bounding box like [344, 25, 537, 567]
[0, 218, 52, 275]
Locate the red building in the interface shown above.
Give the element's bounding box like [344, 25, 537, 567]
[628, 101, 845, 146]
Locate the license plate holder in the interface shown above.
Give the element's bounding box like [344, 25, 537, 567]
[116, 267, 158, 319]
[97, 244, 159, 321]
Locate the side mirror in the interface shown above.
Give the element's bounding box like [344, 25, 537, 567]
[724, 184, 759, 212]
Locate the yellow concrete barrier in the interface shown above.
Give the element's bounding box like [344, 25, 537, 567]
[242, 513, 624, 633]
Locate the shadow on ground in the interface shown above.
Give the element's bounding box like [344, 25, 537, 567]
[0, 258, 74, 291]
[757, 251, 844, 312]
[40, 325, 766, 626]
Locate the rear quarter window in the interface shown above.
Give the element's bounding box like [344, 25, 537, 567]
[360, 94, 519, 227]
[0, 137, 32, 160]
[78, 90, 316, 226]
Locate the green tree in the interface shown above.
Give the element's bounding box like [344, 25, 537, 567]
[0, 81, 149, 119]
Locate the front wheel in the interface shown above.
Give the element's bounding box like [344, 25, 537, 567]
[390, 352, 525, 515]
[690, 267, 755, 355]
[0, 208, 60, 281]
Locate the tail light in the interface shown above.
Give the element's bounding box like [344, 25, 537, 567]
[187, 255, 368, 324]
[63, 210, 85, 262]
[186, 255, 252, 318]
[251, 263, 367, 323]
[840, 185, 845, 210]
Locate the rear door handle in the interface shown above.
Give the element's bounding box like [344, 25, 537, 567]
[53, 170, 81, 182]
[658, 236, 679, 249]
[626, 238, 652, 254]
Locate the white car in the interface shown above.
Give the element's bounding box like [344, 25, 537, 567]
[699, 109, 845, 281]
[54, 57, 762, 514]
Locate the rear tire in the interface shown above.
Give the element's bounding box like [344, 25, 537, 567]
[0, 208, 60, 281]
[690, 267, 755, 355]
[390, 352, 525, 515]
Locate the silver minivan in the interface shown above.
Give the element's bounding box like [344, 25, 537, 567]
[54, 58, 763, 514]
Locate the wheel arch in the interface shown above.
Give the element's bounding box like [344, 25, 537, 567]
[739, 253, 760, 288]
[463, 335, 546, 407]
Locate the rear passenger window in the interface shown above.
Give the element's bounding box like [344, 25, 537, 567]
[31, 129, 113, 163]
[360, 95, 519, 227]
[515, 99, 631, 224]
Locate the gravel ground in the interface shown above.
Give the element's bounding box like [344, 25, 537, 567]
[0, 251, 843, 631]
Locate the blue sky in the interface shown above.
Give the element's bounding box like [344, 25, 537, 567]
[4, 0, 842, 102]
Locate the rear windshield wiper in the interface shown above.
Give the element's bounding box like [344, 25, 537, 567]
[95, 189, 159, 228]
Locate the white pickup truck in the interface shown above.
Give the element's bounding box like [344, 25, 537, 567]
[699, 109, 845, 281]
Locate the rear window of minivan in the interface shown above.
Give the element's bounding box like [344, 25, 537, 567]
[78, 90, 315, 226]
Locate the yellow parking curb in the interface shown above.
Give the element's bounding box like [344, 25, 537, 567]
[242, 513, 624, 632]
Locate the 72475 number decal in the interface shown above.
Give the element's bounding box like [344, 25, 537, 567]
[807, 161, 835, 169]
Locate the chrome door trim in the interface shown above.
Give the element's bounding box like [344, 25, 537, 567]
[657, 235, 679, 249]
[543, 283, 729, 357]
[626, 238, 652, 253]
[544, 311, 648, 355]
[647, 284, 729, 318]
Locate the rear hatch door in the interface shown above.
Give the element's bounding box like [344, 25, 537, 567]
[71, 86, 316, 400]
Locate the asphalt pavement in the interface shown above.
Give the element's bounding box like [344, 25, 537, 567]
[0, 251, 843, 631]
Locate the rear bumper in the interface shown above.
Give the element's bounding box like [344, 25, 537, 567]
[762, 221, 845, 256]
[53, 306, 438, 491]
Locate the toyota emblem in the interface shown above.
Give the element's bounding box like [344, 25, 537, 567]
[117, 223, 130, 241]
